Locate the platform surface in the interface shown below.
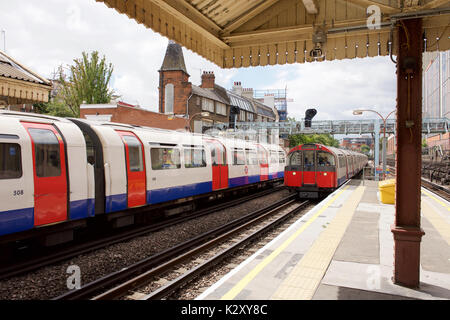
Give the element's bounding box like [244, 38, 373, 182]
[197, 180, 450, 300]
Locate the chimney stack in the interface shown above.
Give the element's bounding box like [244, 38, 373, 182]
[232, 81, 242, 96]
[241, 87, 254, 99]
[201, 71, 215, 89]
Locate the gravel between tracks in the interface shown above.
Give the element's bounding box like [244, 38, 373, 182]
[0, 189, 290, 300]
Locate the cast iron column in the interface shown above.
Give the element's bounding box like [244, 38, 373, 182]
[391, 18, 425, 288]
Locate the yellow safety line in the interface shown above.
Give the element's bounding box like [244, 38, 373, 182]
[271, 185, 365, 300]
[220, 185, 350, 300]
[422, 200, 450, 245]
[421, 189, 450, 211]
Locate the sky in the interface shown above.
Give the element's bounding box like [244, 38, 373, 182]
[0, 0, 398, 123]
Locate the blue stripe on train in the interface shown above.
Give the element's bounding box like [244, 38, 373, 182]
[148, 181, 213, 204]
[0, 207, 34, 236]
[105, 193, 127, 213]
[69, 198, 95, 220]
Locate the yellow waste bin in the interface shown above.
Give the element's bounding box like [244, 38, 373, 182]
[379, 179, 395, 204]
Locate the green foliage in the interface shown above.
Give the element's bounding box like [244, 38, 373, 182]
[422, 138, 428, 148]
[360, 144, 371, 154]
[34, 51, 114, 118]
[289, 133, 339, 148]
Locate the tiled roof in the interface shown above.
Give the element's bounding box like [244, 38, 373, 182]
[192, 85, 229, 105]
[0, 51, 49, 85]
[159, 40, 189, 75]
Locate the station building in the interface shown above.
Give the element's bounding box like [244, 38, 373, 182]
[0, 50, 51, 111]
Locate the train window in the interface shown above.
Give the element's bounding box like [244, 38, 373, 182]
[185, 148, 206, 168]
[279, 152, 285, 164]
[122, 135, 144, 172]
[270, 151, 278, 163]
[289, 151, 302, 166]
[83, 132, 96, 165]
[304, 150, 315, 167]
[28, 128, 61, 177]
[207, 142, 226, 165]
[317, 151, 335, 166]
[151, 148, 180, 170]
[245, 149, 258, 165]
[0, 143, 22, 179]
[257, 146, 267, 164]
[233, 149, 245, 165]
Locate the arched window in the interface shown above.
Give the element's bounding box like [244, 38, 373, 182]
[164, 83, 174, 114]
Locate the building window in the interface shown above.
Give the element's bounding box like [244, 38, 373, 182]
[202, 98, 214, 112]
[0, 143, 22, 179]
[151, 147, 180, 170]
[239, 110, 246, 121]
[164, 83, 174, 114]
[216, 102, 226, 115]
[248, 113, 254, 121]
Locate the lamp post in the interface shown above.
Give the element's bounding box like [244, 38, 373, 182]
[353, 109, 396, 180]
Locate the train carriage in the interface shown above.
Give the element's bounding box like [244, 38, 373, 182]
[285, 143, 367, 198]
[0, 111, 287, 243]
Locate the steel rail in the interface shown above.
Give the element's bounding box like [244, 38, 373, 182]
[0, 184, 285, 281]
[54, 193, 296, 300]
[143, 199, 309, 300]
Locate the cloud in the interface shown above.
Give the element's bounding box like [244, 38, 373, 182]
[1, 0, 397, 122]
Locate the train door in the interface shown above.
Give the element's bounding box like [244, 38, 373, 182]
[303, 150, 316, 185]
[208, 140, 228, 190]
[22, 122, 67, 226]
[117, 131, 146, 207]
[257, 145, 268, 181]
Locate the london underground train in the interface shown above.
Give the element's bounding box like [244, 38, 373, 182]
[0, 111, 286, 243]
[284, 143, 368, 198]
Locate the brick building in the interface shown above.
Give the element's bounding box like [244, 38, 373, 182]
[80, 100, 187, 130]
[80, 40, 278, 133]
[159, 40, 277, 133]
[340, 136, 373, 152]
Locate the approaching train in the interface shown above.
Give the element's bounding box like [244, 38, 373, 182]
[284, 143, 368, 198]
[0, 111, 286, 243]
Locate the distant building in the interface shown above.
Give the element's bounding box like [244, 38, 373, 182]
[80, 41, 278, 133]
[158, 40, 278, 133]
[423, 50, 449, 118]
[341, 136, 373, 152]
[0, 50, 51, 111]
[79, 100, 187, 130]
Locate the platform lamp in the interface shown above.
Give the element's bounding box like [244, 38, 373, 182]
[353, 109, 396, 180]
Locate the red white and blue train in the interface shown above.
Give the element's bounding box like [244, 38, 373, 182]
[0, 111, 286, 242]
[284, 143, 368, 198]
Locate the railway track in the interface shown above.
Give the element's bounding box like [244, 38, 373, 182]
[386, 165, 449, 201]
[0, 185, 285, 281]
[54, 194, 309, 300]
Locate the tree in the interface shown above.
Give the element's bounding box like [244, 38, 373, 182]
[289, 133, 339, 148]
[360, 144, 371, 154]
[58, 51, 114, 116]
[34, 52, 115, 118]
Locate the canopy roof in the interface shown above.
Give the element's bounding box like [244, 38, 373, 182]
[0, 50, 51, 103]
[96, 0, 449, 68]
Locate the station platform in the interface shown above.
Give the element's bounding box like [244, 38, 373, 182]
[197, 180, 450, 300]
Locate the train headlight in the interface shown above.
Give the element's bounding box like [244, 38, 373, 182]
[293, 172, 296, 175]
[324, 173, 327, 176]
